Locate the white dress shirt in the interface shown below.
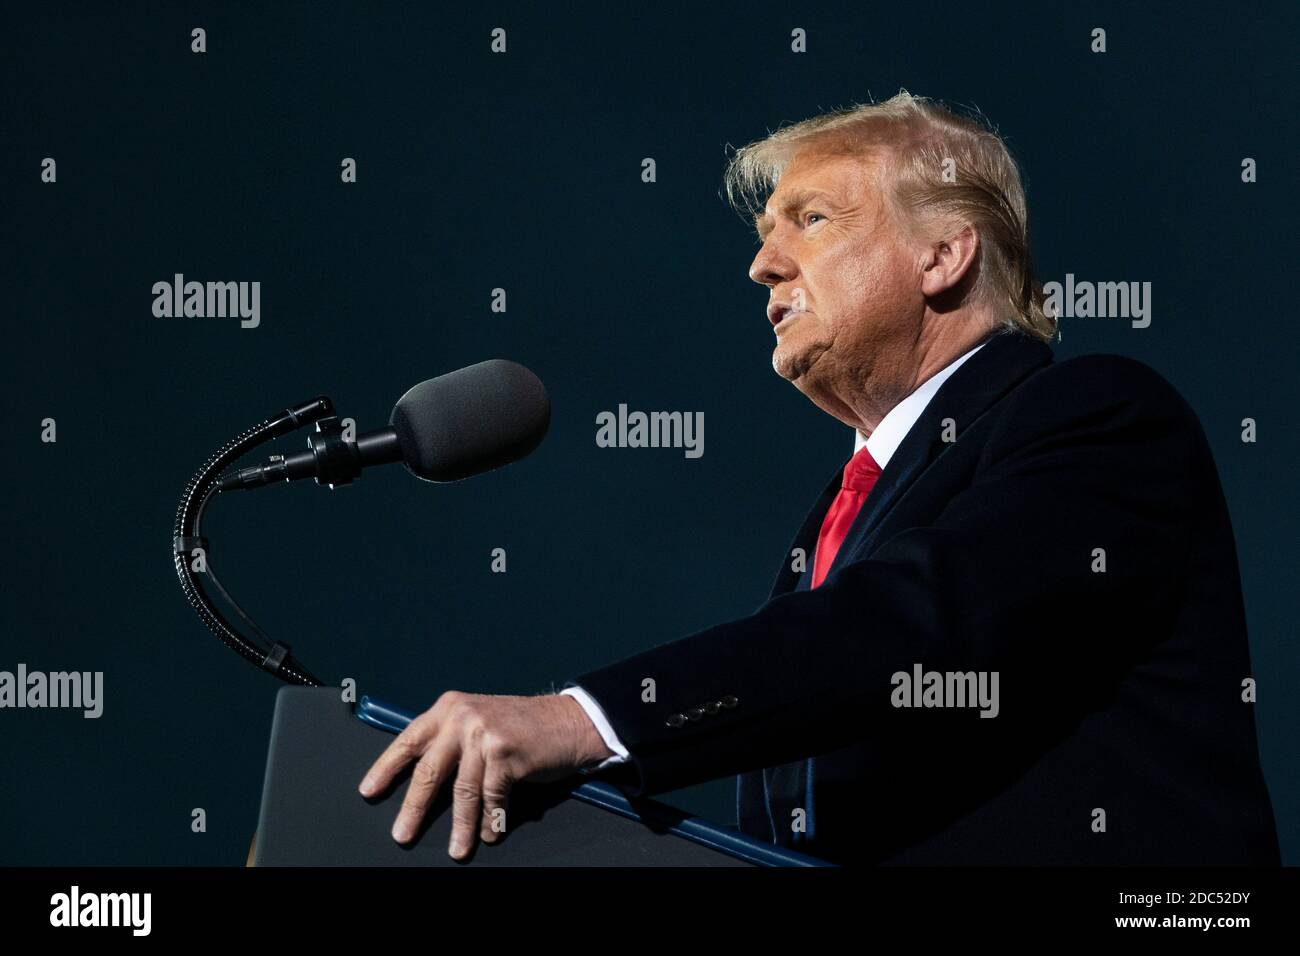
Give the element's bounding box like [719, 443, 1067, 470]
[561, 340, 989, 769]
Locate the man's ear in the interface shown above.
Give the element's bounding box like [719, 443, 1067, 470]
[920, 225, 979, 298]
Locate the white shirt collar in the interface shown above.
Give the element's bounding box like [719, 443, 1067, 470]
[853, 341, 987, 468]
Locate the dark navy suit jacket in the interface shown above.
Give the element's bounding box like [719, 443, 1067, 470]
[572, 328, 1280, 865]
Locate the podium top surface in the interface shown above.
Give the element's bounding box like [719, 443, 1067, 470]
[255, 687, 823, 866]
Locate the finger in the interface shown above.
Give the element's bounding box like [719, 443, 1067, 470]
[359, 713, 436, 797]
[448, 746, 485, 860]
[392, 735, 456, 844]
[479, 761, 512, 845]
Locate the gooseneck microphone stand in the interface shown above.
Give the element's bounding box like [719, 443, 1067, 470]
[172, 396, 337, 685]
[172, 360, 538, 684]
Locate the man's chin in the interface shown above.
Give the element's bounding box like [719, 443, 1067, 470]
[772, 340, 823, 384]
[771, 347, 800, 382]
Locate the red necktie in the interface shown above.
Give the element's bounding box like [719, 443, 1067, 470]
[810, 446, 883, 589]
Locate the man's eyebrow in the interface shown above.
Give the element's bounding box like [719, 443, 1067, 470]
[753, 188, 838, 239]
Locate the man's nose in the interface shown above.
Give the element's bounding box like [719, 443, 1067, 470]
[748, 236, 797, 287]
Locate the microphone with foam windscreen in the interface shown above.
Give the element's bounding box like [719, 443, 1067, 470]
[389, 358, 551, 482]
[218, 359, 550, 491]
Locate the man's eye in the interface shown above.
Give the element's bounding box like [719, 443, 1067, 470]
[804, 213, 825, 226]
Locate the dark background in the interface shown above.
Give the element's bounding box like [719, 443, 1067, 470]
[2, 1, 1296, 865]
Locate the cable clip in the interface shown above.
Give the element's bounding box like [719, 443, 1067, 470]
[261, 642, 292, 676]
[173, 535, 209, 557]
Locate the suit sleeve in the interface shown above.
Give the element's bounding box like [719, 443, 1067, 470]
[570, 357, 1205, 798]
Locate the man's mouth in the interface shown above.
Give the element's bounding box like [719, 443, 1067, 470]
[767, 300, 811, 328]
[772, 308, 808, 332]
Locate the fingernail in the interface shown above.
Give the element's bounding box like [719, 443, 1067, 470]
[359, 777, 374, 797]
[449, 837, 466, 858]
[392, 819, 413, 843]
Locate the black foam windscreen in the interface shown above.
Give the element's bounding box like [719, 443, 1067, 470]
[388, 360, 551, 482]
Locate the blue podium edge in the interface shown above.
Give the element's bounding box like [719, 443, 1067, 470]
[356, 695, 834, 868]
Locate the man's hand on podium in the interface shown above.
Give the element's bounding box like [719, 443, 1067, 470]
[358, 691, 615, 860]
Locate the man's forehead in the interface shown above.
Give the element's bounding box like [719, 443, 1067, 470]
[778, 149, 868, 191]
[755, 152, 876, 224]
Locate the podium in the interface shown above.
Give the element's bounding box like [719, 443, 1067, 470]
[253, 687, 831, 867]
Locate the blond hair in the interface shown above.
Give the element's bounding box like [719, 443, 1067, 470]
[723, 91, 1056, 342]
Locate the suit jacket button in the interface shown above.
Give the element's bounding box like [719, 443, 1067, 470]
[686, 707, 705, 721]
[720, 695, 739, 709]
[703, 701, 720, 715]
[666, 713, 686, 728]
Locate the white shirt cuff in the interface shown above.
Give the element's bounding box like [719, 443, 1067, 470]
[559, 685, 630, 769]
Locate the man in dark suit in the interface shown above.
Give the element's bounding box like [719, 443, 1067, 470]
[360, 93, 1279, 865]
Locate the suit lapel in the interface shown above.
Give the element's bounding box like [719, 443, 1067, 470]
[767, 468, 842, 599]
[769, 330, 1054, 599]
